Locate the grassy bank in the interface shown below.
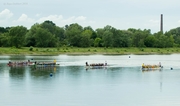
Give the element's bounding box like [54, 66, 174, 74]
[0, 47, 180, 55]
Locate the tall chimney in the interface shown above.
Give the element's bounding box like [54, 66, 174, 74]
[160, 14, 163, 33]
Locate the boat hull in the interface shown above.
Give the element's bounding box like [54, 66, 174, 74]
[141, 66, 163, 71]
[85, 65, 107, 69]
[7, 62, 34, 66]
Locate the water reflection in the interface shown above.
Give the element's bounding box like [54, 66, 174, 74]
[8, 66, 26, 79]
[65, 66, 83, 75]
[142, 68, 162, 72]
[30, 66, 57, 78]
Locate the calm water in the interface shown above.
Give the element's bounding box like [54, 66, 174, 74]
[0, 54, 180, 106]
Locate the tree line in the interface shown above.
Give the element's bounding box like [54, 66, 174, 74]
[0, 20, 180, 48]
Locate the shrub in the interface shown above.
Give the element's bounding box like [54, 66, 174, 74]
[29, 46, 33, 51]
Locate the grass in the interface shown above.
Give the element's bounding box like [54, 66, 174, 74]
[0, 47, 180, 55]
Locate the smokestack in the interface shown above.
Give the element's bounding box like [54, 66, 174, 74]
[160, 14, 163, 33]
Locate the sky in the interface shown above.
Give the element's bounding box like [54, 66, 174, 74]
[0, 0, 180, 33]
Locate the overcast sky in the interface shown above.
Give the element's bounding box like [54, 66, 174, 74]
[0, 0, 180, 33]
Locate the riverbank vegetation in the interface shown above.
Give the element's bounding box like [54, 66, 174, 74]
[0, 20, 180, 55]
[0, 47, 180, 55]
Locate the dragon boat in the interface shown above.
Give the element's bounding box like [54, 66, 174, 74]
[141, 62, 163, 71]
[7, 60, 34, 66]
[32, 60, 60, 68]
[85, 62, 107, 69]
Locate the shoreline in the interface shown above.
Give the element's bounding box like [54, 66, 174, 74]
[0, 47, 180, 55]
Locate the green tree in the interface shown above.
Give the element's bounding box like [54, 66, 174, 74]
[0, 33, 10, 47]
[54, 26, 65, 46]
[96, 28, 104, 39]
[112, 30, 131, 47]
[165, 35, 174, 47]
[102, 31, 113, 47]
[80, 29, 93, 47]
[25, 23, 40, 47]
[65, 23, 83, 47]
[34, 27, 55, 47]
[41, 20, 56, 34]
[144, 35, 156, 47]
[130, 29, 150, 47]
[165, 27, 180, 46]
[94, 38, 102, 47]
[9, 26, 27, 48]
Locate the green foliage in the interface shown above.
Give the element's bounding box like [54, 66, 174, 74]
[64, 23, 83, 47]
[94, 38, 102, 47]
[80, 29, 93, 47]
[144, 35, 156, 47]
[9, 26, 27, 48]
[1, 20, 180, 48]
[102, 31, 113, 47]
[141, 48, 144, 51]
[29, 46, 33, 51]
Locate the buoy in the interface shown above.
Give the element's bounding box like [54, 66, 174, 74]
[50, 73, 53, 77]
[170, 67, 173, 70]
[129, 56, 131, 58]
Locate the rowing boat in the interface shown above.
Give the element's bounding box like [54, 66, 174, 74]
[31, 60, 60, 68]
[7, 60, 34, 66]
[141, 62, 163, 71]
[85, 62, 107, 69]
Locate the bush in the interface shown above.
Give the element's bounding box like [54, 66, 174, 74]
[57, 47, 60, 51]
[29, 46, 33, 51]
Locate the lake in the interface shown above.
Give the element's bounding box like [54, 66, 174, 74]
[0, 54, 180, 106]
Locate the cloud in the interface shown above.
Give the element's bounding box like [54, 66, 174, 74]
[0, 9, 95, 29]
[0, 9, 13, 20]
[13, 14, 35, 28]
[75, 16, 86, 21]
[36, 15, 92, 27]
[37, 15, 63, 23]
[149, 19, 159, 24]
[16, 14, 34, 22]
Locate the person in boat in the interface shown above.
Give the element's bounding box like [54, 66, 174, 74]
[85, 62, 89, 66]
[54, 59, 56, 65]
[159, 62, 161, 67]
[142, 63, 145, 68]
[105, 61, 107, 66]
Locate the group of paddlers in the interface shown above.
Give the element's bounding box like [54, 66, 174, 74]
[7, 60, 33, 66]
[85, 62, 107, 66]
[7, 60, 57, 67]
[142, 62, 162, 68]
[34, 60, 56, 66]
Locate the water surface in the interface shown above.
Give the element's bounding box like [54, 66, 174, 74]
[0, 54, 180, 106]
